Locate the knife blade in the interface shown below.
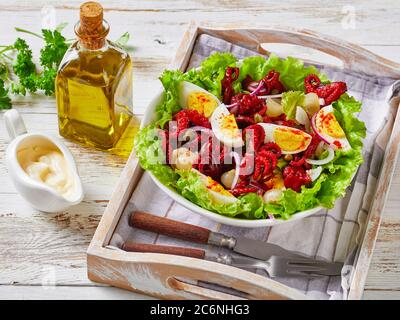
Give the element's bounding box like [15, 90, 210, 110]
[130, 210, 307, 260]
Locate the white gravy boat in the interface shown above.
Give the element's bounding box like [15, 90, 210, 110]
[4, 109, 84, 212]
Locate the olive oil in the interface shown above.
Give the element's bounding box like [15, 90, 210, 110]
[56, 2, 134, 155]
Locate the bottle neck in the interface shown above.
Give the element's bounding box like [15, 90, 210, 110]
[74, 19, 109, 50]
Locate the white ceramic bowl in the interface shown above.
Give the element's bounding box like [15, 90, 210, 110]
[141, 87, 322, 227]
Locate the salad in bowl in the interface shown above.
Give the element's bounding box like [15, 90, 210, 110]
[134, 53, 366, 224]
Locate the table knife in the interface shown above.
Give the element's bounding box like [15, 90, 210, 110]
[130, 210, 308, 260]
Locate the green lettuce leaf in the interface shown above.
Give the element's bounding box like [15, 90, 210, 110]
[133, 125, 179, 188]
[234, 54, 329, 93]
[281, 91, 305, 120]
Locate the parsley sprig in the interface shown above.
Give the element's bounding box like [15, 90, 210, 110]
[0, 23, 130, 110]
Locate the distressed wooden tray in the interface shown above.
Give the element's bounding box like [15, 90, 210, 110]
[87, 22, 400, 300]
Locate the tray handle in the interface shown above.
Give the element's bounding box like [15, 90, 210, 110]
[166, 277, 247, 300]
[200, 26, 400, 78]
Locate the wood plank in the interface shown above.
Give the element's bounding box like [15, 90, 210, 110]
[0, 4, 399, 48]
[363, 289, 400, 300]
[0, 285, 154, 299]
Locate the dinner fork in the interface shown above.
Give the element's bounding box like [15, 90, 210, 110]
[122, 242, 343, 278]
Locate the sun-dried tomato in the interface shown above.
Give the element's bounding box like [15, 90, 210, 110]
[230, 186, 259, 197]
[269, 114, 287, 122]
[289, 154, 306, 167]
[253, 152, 277, 181]
[174, 109, 211, 129]
[236, 115, 255, 128]
[231, 93, 266, 116]
[289, 133, 321, 167]
[281, 119, 297, 127]
[221, 67, 239, 104]
[259, 142, 282, 158]
[255, 104, 267, 116]
[242, 75, 256, 91]
[198, 163, 224, 181]
[304, 74, 347, 106]
[262, 70, 285, 94]
[243, 124, 265, 151]
[282, 166, 311, 192]
[262, 115, 272, 123]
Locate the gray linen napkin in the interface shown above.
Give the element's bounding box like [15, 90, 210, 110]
[110, 34, 400, 300]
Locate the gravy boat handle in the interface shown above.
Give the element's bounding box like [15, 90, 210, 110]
[4, 109, 27, 140]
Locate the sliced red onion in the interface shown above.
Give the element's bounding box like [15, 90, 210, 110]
[295, 106, 310, 132]
[306, 166, 323, 181]
[311, 113, 331, 145]
[268, 214, 275, 220]
[229, 151, 241, 189]
[250, 80, 266, 96]
[249, 179, 268, 192]
[247, 81, 259, 91]
[306, 146, 334, 165]
[227, 104, 239, 115]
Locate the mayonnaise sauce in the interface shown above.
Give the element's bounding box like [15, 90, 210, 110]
[17, 145, 76, 200]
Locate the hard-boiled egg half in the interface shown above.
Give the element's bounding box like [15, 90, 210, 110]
[313, 105, 351, 151]
[192, 169, 238, 204]
[179, 81, 221, 118]
[210, 104, 244, 148]
[263, 169, 285, 204]
[258, 123, 312, 154]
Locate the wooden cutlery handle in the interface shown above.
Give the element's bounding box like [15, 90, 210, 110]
[122, 242, 205, 259]
[129, 211, 211, 244]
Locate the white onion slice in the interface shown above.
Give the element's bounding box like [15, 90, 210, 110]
[307, 166, 323, 182]
[315, 141, 326, 157]
[229, 151, 241, 189]
[306, 146, 335, 165]
[319, 98, 325, 106]
[295, 106, 310, 132]
[257, 94, 283, 99]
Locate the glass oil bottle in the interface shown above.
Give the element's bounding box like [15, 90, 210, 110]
[56, 2, 135, 155]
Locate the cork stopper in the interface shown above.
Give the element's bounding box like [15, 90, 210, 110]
[77, 2, 108, 50]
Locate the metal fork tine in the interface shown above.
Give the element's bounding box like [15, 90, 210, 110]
[266, 256, 343, 278]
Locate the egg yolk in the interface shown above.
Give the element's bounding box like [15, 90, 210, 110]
[317, 112, 345, 139]
[264, 169, 285, 190]
[206, 177, 235, 197]
[220, 114, 241, 139]
[188, 91, 219, 117]
[273, 127, 310, 152]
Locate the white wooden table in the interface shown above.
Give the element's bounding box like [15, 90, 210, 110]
[0, 0, 399, 300]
